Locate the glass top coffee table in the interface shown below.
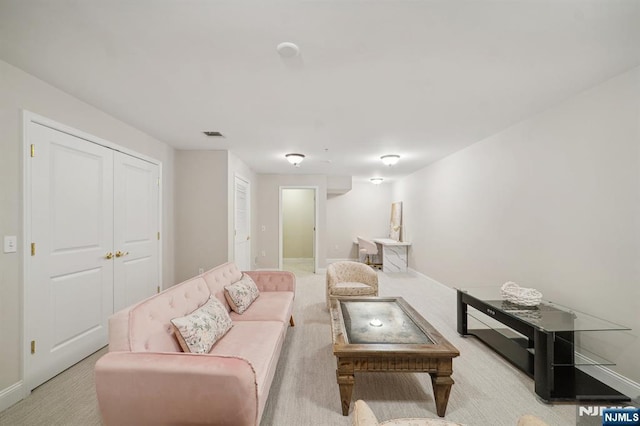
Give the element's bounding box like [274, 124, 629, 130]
[329, 296, 460, 417]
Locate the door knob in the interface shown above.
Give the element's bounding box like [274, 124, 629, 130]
[115, 251, 129, 258]
[105, 252, 113, 260]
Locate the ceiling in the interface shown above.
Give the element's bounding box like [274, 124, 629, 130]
[1, 1, 640, 182]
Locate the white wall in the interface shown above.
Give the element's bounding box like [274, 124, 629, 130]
[283, 189, 315, 258]
[326, 181, 393, 261]
[0, 60, 175, 408]
[175, 150, 228, 282]
[393, 67, 640, 384]
[175, 150, 258, 279]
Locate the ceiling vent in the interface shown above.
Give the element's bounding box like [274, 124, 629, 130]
[203, 131, 224, 137]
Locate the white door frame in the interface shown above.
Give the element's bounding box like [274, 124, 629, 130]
[278, 186, 318, 273]
[233, 173, 251, 270]
[21, 110, 163, 397]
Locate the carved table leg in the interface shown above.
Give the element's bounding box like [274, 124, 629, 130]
[336, 358, 355, 416]
[430, 373, 454, 417]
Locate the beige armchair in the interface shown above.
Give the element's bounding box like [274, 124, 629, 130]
[351, 400, 551, 426]
[326, 261, 378, 309]
[352, 400, 463, 426]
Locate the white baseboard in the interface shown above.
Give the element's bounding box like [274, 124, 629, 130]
[408, 268, 640, 401]
[0, 381, 24, 412]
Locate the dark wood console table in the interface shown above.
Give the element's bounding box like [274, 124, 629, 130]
[456, 288, 630, 402]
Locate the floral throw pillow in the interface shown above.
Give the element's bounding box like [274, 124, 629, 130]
[170, 296, 233, 354]
[224, 274, 260, 314]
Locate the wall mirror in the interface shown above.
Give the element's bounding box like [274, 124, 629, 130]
[389, 201, 402, 241]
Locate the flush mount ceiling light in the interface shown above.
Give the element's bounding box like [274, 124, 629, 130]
[380, 154, 400, 166]
[276, 42, 300, 58]
[370, 177, 384, 185]
[285, 153, 305, 167]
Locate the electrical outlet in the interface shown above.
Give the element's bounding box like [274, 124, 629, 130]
[198, 268, 204, 274]
[4, 236, 17, 253]
[261, 251, 266, 257]
[261, 225, 266, 232]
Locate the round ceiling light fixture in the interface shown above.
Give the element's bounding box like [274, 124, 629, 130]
[380, 154, 400, 166]
[276, 42, 300, 58]
[370, 177, 384, 185]
[285, 153, 305, 167]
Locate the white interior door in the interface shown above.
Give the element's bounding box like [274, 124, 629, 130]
[113, 152, 160, 312]
[27, 123, 114, 390]
[234, 175, 251, 270]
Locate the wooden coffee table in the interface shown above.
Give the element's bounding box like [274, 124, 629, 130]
[329, 296, 460, 417]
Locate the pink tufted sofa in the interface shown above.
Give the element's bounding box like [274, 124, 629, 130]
[94, 262, 295, 426]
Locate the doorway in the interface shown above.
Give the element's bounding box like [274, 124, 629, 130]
[279, 187, 317, 274]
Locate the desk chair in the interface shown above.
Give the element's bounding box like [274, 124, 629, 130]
[357, 237, 382, 269]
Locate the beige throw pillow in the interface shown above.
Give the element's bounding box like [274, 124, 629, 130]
[170, 296, 233, 353]
[224, 274, 260, 314]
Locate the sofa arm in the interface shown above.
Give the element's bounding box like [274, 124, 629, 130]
[95, 352, 258, 426]
[244, 270, 296, 293]
[107, 306, 133, 352]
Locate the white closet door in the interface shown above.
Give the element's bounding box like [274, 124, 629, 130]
[27, 123, 114, 390]
[113, 152, 160, 311]
[234, 175, 251, 271]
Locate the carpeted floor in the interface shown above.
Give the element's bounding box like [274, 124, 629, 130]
[260, 268, 576, 425]
[0, 268, 578, 425]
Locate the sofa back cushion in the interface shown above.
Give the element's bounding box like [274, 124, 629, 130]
[129, 276, 211, 352]
[202, 262, 243, 311]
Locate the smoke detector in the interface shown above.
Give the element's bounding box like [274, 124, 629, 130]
[276, 42, 300, 58]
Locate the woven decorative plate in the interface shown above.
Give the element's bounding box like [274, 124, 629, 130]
[500, 281, 542, 307]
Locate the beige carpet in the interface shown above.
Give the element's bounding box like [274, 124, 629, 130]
[260, 269, 576, 425]
[0, 347, 104, 426]
[0, 269, 577, 425]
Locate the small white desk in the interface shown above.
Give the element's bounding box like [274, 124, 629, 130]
[372, 238, 411, 273]
[354, 238, 411, 273]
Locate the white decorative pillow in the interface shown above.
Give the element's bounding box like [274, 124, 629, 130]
[170, 296, 233, 354]
[224, 274, 260, 314]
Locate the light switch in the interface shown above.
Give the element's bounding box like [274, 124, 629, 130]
[4, 236, 17, 253]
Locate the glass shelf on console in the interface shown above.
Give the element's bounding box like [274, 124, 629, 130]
[552, 331, 620, 367]
[457, 287, 630, 333]
[467, 306, 533, 352]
